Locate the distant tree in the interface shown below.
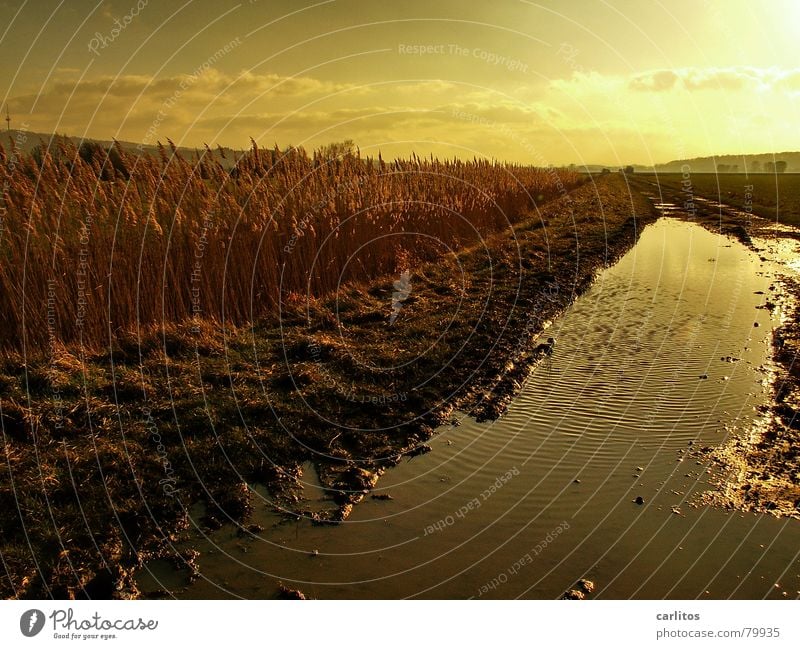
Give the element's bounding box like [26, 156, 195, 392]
[316, 140, 356, 161]
[775, 161, 788, 173]
[764, 162, 775, 173]
[750, 160, 761, 173]
[717, 163, 729, 173]
[623, 165, 634, 174]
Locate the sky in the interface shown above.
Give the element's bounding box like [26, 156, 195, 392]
[1, 0, 799, 165]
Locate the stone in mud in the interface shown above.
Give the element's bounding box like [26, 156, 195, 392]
[561, 589, 585, 600]
[634, 496, 645, 505]
[577, 578, 595, 593]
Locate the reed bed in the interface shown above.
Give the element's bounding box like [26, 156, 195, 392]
[0, 139, 581, 352]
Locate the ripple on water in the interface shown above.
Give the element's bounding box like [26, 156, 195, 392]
[139, 218, 800, 600]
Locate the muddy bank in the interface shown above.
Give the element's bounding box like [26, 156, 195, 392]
[701, 274, 800, 519]
[628, 175, 800, 520]
[0, 175, 656, 598]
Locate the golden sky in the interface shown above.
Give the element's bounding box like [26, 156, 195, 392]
[1, 0, 798, 165]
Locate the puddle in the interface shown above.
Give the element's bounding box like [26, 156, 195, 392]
[137, 218, 800, 599]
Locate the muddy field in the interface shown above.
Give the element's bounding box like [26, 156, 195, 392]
[0, 174, 657, 599]
[635, 172, 800, 227]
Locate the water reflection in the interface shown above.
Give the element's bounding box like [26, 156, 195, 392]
[138, 218, 800, 600]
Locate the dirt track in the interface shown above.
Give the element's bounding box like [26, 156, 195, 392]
[0, 174, 657, 598]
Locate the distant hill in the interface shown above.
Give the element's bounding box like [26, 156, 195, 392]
[4, 130, 799, 175]
[1, 129, 243, 169]
[650, 152, 800, 174]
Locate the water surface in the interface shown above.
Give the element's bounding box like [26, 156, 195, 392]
[139, 218, 800, 599]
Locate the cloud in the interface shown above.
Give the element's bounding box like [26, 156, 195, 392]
[9, 70, 360, 114]
[392, 80, 458, 96]
[226, 70, 356, 97]
[682, 68, 761, 91]
[8, 64, 800, 165]
[629, 70, 679, 92]
[628, 66, 800, 92]
[198, 103, 537, 134]
[10, 70, 560, 146]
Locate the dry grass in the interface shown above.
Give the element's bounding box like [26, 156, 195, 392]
[0, 139, 581, 353]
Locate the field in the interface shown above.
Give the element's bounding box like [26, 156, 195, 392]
[0, 140, 583, 352]
[0, 166, 656, 598]
[635, 172, 800, 227]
